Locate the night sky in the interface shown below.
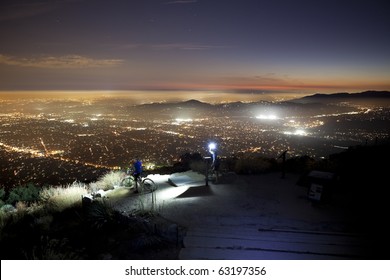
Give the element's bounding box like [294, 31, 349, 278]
[0, 0, 389, 95]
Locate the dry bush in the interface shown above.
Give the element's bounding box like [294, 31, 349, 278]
[27, 236, 80, 260]
[39, 182, 88, 212]
[234, 156, 276, 174]
[96, 170, 124, 190]
[189, 160, 206, 174]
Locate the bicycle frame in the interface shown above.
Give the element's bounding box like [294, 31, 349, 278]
[120, 171, 157, 193]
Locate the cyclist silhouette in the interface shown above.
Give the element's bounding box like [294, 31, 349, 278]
[212, 155, 221, 183]
[132, 157, 143, 193]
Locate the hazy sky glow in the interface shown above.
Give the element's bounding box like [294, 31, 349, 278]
[0, 0, 389, 96]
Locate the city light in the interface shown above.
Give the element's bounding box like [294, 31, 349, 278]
[256, 114, 279, 120]
[284, 129, 308, 136]
[295, 129, 307, 136]
[175, 118, 193, 123]
[1, 95, 388, 188]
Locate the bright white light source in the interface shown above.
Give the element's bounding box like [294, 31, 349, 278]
[294, 129, 306, 136]
[284, 129, 307, 136]
[256, 114, 278, 120]
[208, 142, 216, 151]
[175, 118, 193, 122]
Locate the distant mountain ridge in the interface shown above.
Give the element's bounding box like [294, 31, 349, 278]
[137, 98, 272, 109]
[137, 98, 213, 110]
[297, 90, 390, 101]
[135, 91, 390, 109]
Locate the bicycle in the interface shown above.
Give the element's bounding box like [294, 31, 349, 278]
[120, 169, 157, 193]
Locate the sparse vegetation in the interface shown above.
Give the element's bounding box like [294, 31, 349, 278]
[0, 172, 180, 260]
[5, 183, 40, 205]
[234, 156, 277, 174]
[0, 188, 5, 204]
[96, 170, 124, 190]
[39, 182, 89, 212]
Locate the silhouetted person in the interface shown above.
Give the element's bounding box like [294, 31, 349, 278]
[212, 156, 221, 183]
[279, 150, 288, 178]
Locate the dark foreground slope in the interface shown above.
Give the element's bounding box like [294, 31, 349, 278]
[1, 142, 389, 260]
[318, 142, 390, 258]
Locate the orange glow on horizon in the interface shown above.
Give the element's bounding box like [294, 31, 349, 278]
[152, 81, 390, 93]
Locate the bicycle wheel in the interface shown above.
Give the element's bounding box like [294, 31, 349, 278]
[120, 176, 134, 188]
[141, 178, 157, 193]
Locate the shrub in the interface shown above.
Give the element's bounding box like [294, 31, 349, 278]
[33, 214, 54, 231]
[189, 160, 206, 173]
[97, 171, 124, 190]
[0, 204, 16, 214]
[5, 183, 40, 205]
[285, 155, 316, 173]
[0, 187, 4, 207]
[88, 182, 100, 193]
[85, 199, 115, 229]
[39, 182, 88, 212]
[0, 188, 5, 201]
[234, 156, 276, 174]
[27, 236, 80, 260]
[15, 201, 28, 212]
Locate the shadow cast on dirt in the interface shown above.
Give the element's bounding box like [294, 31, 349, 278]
[175, 185, 214, 198]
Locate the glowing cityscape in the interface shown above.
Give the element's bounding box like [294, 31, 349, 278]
[1, 92, 389, 187]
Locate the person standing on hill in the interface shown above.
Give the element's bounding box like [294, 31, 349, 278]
[278, 150, 288, 179]
[212, 155, 221, 183]
[132, 157, 143, 193]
